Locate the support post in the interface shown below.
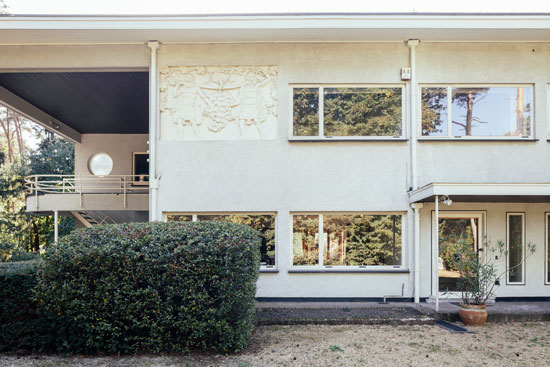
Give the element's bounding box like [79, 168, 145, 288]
[434, 195, 439, 312]
[411, 203, 423, 303]
[148, 41, 160, 222]
[54, 210, 59, 243]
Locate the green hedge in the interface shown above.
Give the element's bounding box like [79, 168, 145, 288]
[34, 221, 261, 353]
[0, 261, 59, 353]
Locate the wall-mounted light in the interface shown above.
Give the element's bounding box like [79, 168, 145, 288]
[439, 195, 453, 206]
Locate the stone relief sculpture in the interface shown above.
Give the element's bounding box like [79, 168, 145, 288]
[160, 66, 277, 141]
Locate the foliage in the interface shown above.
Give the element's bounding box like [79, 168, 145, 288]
[292, 87, 402, 136]
[0, 261, 59, 353]
[35, 221, 261, 354]
[0, 128, 75, 260]
[443, 239, 536, 305]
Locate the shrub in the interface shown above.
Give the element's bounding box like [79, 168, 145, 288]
[0, 260, 58, 353]
[35, 221, 261, 354]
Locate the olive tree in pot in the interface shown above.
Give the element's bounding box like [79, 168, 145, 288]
[445, 239, 536, 326]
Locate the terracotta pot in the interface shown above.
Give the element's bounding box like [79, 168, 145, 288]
[458, 303, 488, 326]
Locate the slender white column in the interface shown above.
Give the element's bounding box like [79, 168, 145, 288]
[147, 41, 160, 221]
[54, 210, 59, 243]
[411, 203, 423, 303]
[434, 195, 439, 312]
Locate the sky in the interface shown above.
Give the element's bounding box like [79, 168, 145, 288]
[3, 0, 550, 15]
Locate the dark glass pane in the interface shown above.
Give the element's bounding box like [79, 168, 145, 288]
[293, 215, 319, 265]
[324, 88, 402, 137]
[508, 215, 524, 283]
[421, 87, 448, 136]
[293, 88, 319, 136]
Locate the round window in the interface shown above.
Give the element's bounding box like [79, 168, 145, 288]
[88, 153, 113, 176]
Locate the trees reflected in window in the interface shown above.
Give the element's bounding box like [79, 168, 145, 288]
[292, 86, 403, 137]
[292, 214, 402, 267]
[421, 86, 532, 138]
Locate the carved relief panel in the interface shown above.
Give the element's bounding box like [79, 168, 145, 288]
[160, 66, 277, 141]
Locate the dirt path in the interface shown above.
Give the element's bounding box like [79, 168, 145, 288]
[1, 322, 548, 367]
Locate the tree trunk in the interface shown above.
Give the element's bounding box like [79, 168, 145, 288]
[516, 87, 525, 136]
[466, 91, 473, 136]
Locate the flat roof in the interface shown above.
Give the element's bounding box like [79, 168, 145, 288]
[1, 13, 550, 44]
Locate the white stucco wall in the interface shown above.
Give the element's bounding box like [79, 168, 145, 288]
[75, 134, 148, 176]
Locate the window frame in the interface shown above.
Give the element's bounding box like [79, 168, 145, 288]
[289, 84, 407, 141]
[418, 84, 535, 140]
[163, 211, 278, 270]
[289, 211, 406, 271]
[506, 212, 526, 286]
[545, 212, 550, 286]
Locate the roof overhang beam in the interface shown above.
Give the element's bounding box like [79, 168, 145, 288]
[0, 85, 81, 143]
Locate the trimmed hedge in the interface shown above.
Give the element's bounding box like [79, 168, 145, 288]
[29, 221, 261, 354]
[0, 261, 59, 353]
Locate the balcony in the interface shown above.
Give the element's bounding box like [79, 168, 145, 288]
[25, 175, 149, 213]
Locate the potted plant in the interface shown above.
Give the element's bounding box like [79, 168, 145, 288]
[445, 239, 536, 326]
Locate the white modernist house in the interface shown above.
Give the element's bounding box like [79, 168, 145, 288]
[2, 13, 550, 303]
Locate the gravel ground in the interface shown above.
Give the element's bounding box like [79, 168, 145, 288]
[1, 322, 549, 367]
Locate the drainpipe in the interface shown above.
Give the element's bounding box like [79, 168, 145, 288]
[406, 39, 421, 303]
[434, 195, 439, 312]
[406, 39, 420, 189]
[411, 203, 423, 303]
[148, 41, 160, 221]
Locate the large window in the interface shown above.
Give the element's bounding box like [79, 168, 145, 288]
[546, 213, 550, 285]
[507, 213, 525, 285]
[166, 213, 276, 267]
[421, 86, 533, 138]
[292, 86, 404, 139]
[292, 213, 402, 267]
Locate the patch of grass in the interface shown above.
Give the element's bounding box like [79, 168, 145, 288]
[329, 345, 343, 352]
[238, 362, 250, 367]
[408, 342, 421, 347]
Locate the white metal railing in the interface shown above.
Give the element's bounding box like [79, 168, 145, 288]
[25, 174, 149, 208]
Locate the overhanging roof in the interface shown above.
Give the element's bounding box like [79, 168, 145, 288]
[0, 72, 149, 137]
[409, 183, 550, 203]
[1, 13, 550, 44]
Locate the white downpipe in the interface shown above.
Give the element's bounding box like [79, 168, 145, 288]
[407, 39, 421, 303]
[434, 195, 439, 312]
[407, 39, 420, 190]
[148, 41, 160, 222]
[412, 203, 423, 303]
[54, 210, 58, 243]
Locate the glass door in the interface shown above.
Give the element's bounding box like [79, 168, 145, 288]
[437, 213, 483, 294]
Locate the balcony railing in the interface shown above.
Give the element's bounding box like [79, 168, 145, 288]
[25, 174, 149, 208]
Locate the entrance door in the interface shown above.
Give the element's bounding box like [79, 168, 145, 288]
[436, 213, 484, 294]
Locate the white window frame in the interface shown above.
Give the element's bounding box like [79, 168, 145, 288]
[506, 212, 526, 285]
[431, 211, 486, 298]
[545, 213, 550, 285]
[290, 212, 406, 270]
[289, 84, 407, 141]
[163, 211, 278, 269]
[418, 84, 535, 140]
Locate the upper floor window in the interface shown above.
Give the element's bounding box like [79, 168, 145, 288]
[292, 85, 404, 139]
[421, 86, 533, 138]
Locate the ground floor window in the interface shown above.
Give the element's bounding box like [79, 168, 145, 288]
[507, 212, 525, 285]
[292, 213, 402, 267]
[165, 213, 276, 267]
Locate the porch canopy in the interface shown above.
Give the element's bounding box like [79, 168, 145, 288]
[409, 183, 550, 203]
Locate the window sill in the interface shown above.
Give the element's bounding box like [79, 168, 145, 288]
[418, 137, 538, 142]
[289, 137, 408, 142]
[260, 268, 279, 273]
[287, 268, 410, 274]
